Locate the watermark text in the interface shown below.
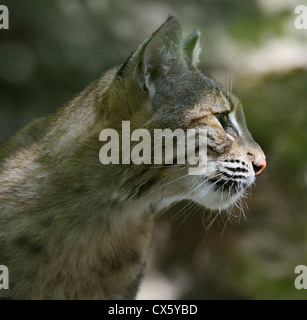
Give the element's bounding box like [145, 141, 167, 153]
[0, 5, 9, 30]
[294, 265, 307, 289]
[294, 5, 307, 29]
[0, 265, 9, 289]
[99, 121, 207, 175]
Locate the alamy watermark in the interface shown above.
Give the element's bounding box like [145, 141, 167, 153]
[99, 121, 207, 175]
[0, 265, 9, 290]
[294, 265, 307, 289]
[0, 5, 9, 30]
[294, 5, 307, 29]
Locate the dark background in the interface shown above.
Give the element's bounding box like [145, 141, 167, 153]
[0, 0, 306, 299]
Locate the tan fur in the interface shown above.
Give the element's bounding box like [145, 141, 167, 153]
[0, 17, 265, 299]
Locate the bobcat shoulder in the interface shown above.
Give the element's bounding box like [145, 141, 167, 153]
[0, 17, 265, 299]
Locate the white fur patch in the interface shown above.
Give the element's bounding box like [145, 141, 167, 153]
[229, 111, 242, 136]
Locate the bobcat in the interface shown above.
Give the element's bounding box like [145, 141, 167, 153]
[0, 17, 266, 299]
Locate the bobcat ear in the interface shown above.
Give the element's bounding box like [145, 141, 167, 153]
[139, 16, 184, 92]
[183, 30, 201, 67]
[116, 17, 185, 96]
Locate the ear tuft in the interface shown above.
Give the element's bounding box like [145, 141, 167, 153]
[183, 30, 202, 67]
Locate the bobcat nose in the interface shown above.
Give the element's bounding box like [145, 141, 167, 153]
[252, 158, 266, 176]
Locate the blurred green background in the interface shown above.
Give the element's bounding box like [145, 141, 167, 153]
[0, 0, 306, 299]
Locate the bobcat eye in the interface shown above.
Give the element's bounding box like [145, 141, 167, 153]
[215, 111, 238, 137]
[215, 112, 229, 130]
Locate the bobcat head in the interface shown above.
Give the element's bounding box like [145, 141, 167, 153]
[102, 17, 266, 213]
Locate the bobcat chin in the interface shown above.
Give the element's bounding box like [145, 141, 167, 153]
[0, 17, 265, 299]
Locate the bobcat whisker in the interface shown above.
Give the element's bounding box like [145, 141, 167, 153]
[204, 209, 221, 232]
[172, 201, 198, 234]
[158, 173, 223, 222]
[140, 165, 189, 200]
[167, 178, 214, 224]
[155, 172, 224, 222]
[146, 164, 189, 169]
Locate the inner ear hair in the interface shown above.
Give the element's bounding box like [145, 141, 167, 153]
[183, 30, 202, 67]
[143, 17, 184, 76]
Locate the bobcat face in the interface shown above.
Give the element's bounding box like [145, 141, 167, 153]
[146, 78, 265, 211]
[184, 89, 266, 210]
[107, 17, 266, 212]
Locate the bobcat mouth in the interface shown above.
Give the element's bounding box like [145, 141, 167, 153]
[209, 174, 249, 195]
[207, 160, 253, 195]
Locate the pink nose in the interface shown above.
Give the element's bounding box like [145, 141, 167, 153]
[253, 158, 266, 176]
